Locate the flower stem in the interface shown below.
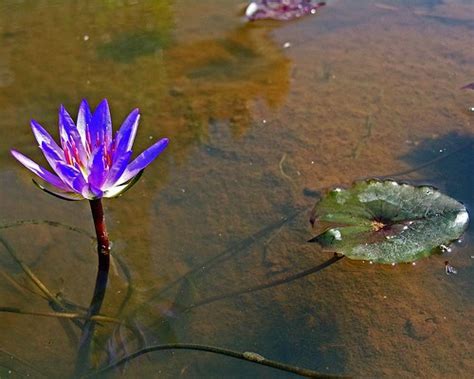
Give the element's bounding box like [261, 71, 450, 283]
[74, 199, 111, 377]
[89, 199, 110, 272]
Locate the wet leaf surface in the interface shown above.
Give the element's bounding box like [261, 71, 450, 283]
[310, 180, 469, 263]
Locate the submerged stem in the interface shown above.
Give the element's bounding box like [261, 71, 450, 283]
[187, 254, 344, 311]
[0, 236, 85, 333]
[0, 306, 120, 324]
[74, 199, 111, 377]
[88, 343, 346, 378]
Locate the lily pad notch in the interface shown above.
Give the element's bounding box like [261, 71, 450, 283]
[309, 179, 469, 264]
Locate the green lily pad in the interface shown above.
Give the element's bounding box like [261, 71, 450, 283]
[309, 179, 469, 264]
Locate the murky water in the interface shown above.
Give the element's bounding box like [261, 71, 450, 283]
[1, 0, 473, 377]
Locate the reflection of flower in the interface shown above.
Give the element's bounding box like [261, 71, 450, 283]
[11, 99, 169, 200]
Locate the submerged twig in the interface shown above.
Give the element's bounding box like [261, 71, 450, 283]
[380, 141, 473, 179]
[100, 211, 308, 362]
[1, 218, 131, 314]
[187, 254, 344, 310]
[111, 252, 134, 319]
[0, 347, 48, 378]
[0, 219, 94, 240]
[0, 236, 81, 321]
[0, 218, 135, 368]
[87, 343, 346, 378]
[0, 235, 85, 345]
[146, 209, 304, 303]
[0, 306, 120, 324]
[279, 153, 295, 184]
[0, 268, 48, 300]
[351, 115, 374, 159]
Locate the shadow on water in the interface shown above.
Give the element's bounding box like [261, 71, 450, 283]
[398, 131, 474, 211]
[185, 254, 344, 310]
[395, 130, 474, 320]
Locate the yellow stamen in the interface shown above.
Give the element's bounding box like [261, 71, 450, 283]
[371, 220, 385, 232]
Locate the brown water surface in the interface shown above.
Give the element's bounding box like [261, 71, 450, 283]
[0, 0, 473, 377]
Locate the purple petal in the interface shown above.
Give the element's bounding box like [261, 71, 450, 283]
[113, 109, 140, 162]
[41, 143, 87, 194]
[30, 120, 64, 160]
[78, 183, 103, 199]
[58, 106, 79, 146]
[104, 150, 132, 188]
[118, 138, 169, 184]
[77, 99, 92, 144]
[90, 99, 112, 151]
[59, 105, 87, 162]
[88, 145, 108, 188]
[11, 149, 71, 191]
[41, 142, 74, 173]
[104, 169, 143, 198]
[88, 184, 104, 199]
[39, 141, 67, 174]
[55, 162, 87, 193]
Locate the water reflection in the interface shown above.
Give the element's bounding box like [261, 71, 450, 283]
[0, 0, 290, 167]
[157, 22, 290, 150]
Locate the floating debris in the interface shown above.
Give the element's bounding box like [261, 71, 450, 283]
[245, 0, 326, 21]
[374, 3, 399, 11]
[309, 179, 469, 264]
[444, 261, 457, 275]
[439, 244, 452, 253]
[461, 82, 474, 90]
[461, 82, 473, 111]
[243, 352, 266, 362]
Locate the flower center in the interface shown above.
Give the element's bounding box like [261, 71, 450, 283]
[371, 220, 386, 232]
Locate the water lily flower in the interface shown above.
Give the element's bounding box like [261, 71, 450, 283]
[11, 99, 169, 200]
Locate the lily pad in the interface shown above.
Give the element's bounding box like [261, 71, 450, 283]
[309, 179, 469, 264]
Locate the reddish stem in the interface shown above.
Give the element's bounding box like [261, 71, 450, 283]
[89, 198, 110, 272]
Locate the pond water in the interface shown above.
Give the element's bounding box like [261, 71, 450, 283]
[1, 0, 473, 377]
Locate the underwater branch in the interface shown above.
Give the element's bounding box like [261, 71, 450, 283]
[87, 342, 347, 378]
